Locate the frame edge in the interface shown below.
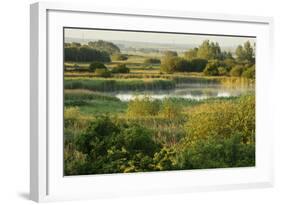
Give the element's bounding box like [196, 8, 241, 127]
[30, 2, 48, 202]
[30, 2, 39, 202]
[30, 1, 274, 202]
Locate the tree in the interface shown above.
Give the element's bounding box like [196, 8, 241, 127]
[243, 41, 254, 63]
[160, 56, 177, 74]
[235, 41, 255, 63]
[203, 60, 220, 76]
[88, 40, 120, 54]
[197, 40, 223, 60]
[222, 51, 234, 60]
[64, 46, 111, 62]
[184, 48, 198, 60]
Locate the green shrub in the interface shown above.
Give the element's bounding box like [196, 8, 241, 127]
[230, 65, 244, 77]
[160, 57, 191, 73]
[88, 62, 106, 72]
[242, 65, 255, 79]
[94, 68, 111, 77]
[66, 117, 161, 175]
[177, 133, 255, 169]
[153, 147, 178, 171]
[111, 64, 130, 73]
[203, 60, 220, 76]
[127, 96, 160, 117]
[159, 98, 183, 119]
[174, 58, 190, 72]
[218, 66, 228, 76]
[223, 59, 236, 70]
[160, 56, 177, 74]
[64, 143, 88, 175]
[189, 58, 208, 72]
[185, 95, 255, 143]
[122, 125, 160, 156]
[64, 107, 91, 140]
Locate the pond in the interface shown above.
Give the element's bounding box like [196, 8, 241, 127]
[113, 83, 254, 101]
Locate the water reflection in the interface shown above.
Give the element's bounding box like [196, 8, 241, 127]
[113, 83, 254, 101]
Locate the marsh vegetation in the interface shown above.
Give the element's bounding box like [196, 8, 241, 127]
[64, 30, 255, 175]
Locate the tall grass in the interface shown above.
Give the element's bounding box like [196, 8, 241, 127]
[64, 78, 175, 92]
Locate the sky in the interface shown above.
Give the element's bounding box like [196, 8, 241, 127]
[64, 28, 256, 47]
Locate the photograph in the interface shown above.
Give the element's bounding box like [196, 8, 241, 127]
[63, 28, 256, 176]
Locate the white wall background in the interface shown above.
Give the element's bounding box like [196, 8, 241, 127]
[0, 0, 280, 204]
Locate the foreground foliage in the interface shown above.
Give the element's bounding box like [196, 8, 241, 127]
[64, 95, 255, 175]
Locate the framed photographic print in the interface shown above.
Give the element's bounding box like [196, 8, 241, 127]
[30, 2, 274, 202]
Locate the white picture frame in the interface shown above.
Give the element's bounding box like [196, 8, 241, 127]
[30, 1, 274, 202]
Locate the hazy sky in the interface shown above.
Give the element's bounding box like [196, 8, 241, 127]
[65, 28, 255, 47]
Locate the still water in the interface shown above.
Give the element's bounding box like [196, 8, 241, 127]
[113, 83, 254, 101]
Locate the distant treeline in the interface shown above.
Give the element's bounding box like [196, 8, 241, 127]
[64, 46, 111, 62]
[160, 40, 255, 78]
[64, 40, 121, 62]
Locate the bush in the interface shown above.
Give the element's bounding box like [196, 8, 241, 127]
[88, 62, 106, 72]
[111, 64, 130, 74]
[189, 58, 208, 72]
[127, 96, 160, 117]
[111, 53, 128, 61]
[185, 95, 255, 143]
[218, 66, 228, 76]
[94, 68, 111, 77]
[153, 147, 178, 170]
[174, 58, 190, 72]
[230, 65, 244, 77]
[65, 117, 162, 175]
[64, 143, 87, 175]
[177, 133, 255, 169]
[144, 58, 161, 64]
[160, 57, 208, 73]
[242, 65, 255, 79]
[223, 59, 236, 70]
[176, 95, 255, 169]
[122, 125, 160, 156]
[203, 60, 220, 76]
[160, 56, 177, 74]
[160, 57, 191, 73]
[159, 98, 182, 119]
